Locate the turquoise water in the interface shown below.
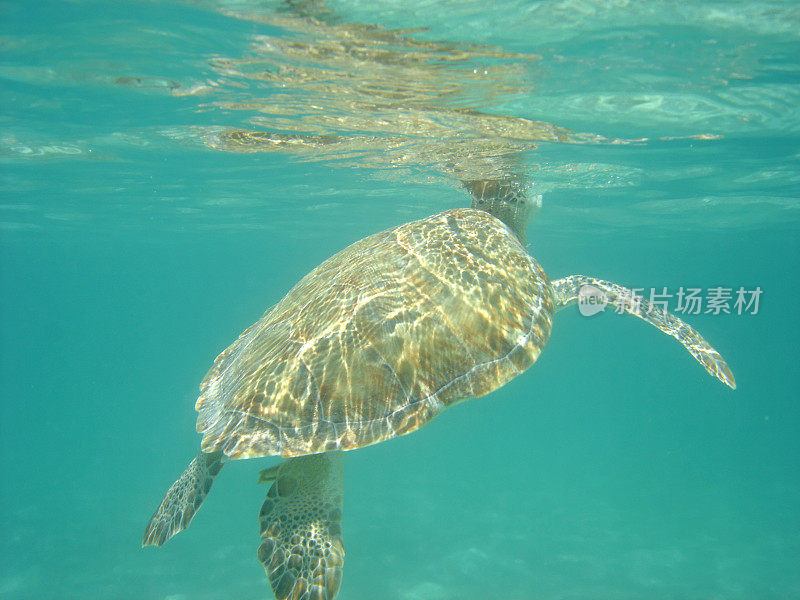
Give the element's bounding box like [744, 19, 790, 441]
[2, 1, 799, 598]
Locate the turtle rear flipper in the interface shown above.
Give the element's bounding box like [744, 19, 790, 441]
[258, 452, 344, 600]
[142, 450, 225, 547]
[552, 275, 735, 389]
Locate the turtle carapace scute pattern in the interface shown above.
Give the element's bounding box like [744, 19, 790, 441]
[196, 209, 553, 459]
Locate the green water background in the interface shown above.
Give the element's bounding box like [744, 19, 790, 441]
[1, 1, 799, 598]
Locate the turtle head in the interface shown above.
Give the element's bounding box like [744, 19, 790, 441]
[463, 179, 541, 245]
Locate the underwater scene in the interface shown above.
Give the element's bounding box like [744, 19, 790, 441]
[1, 0, 799, 598]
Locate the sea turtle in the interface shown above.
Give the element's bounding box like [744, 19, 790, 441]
[143, 182, 734, 600]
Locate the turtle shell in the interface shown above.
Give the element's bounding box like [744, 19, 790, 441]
[196, 208, 553, 458]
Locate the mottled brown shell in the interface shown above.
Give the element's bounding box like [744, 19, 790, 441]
[196, 208, 553, 458]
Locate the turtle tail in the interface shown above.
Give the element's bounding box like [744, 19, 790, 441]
[551, 275, 736, 390]
[142, 450, 225, 547]
[258, 452, 344, 600]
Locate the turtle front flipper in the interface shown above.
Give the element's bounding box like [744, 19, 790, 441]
[258, 452, 344, 600]
[551, 275, 736, 389]
[142, 450, 225, 547]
